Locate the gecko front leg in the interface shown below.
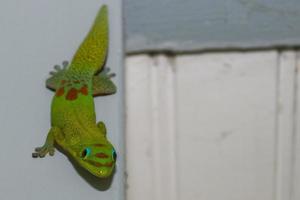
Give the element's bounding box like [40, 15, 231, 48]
[32, 127, 62, 158]
[96, 121, 107, 138]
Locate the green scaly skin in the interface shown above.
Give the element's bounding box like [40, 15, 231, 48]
[32, 5, 117, 178]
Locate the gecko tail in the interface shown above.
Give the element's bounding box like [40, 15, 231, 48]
[69, 5, 108, 75]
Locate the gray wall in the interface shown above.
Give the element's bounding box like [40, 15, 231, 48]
[125, 0, 300, 53]
[0, 0, 124, 199]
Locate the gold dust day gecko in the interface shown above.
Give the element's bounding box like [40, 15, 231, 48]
[32, 5, 117, 178]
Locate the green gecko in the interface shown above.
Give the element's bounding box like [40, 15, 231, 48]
[32, 5, 117, 178]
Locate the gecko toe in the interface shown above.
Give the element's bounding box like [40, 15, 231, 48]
[49, 71, 57, 75]
[108, 73, 116, 78]
[35, 147, 42, 151]
[49, 149, 55, 156]
[32, 152, 39, 158]
[54, 65, 61, 71]
[33, 145, 55, 158]
[103, 67, 110, 73]
[99, 67, 116, 79]
[62, 61, 69, 68]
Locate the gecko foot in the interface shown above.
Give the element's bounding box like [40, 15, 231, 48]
[32, 145, 55, 158]
[99, 67, 116, 78]
[49, 61, 69, 76]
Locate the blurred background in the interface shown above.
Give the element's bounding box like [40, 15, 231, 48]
[124, 1, 300, 200]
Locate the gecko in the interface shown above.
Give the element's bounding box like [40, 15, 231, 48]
[32, 5, 117, 178]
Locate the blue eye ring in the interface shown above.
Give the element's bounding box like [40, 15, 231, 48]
[81, 147, 91, 158]
[112, 149, 117, 161]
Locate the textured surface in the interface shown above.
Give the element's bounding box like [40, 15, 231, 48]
[125, 0, 300, 53]
[71, 5, 108, 73]
[0, 0, 124, 199]
[126, 51, 300, 200]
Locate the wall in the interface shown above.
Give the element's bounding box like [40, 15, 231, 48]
[125, 1, 300, 199]
[0, 1, 124, 199]
[124, 0, 300, 53]
[125, 51, 300, 200]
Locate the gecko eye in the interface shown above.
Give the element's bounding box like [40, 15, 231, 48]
[112, 149, 117, 161]
[81, 148, 91, 158]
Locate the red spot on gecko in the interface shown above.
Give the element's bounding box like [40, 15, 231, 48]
[106, 162, 113, 167]
[80, 85, 88, 95]
[61, 80, 66, 84]
[95, 153, 109, 158]
[56, 87, 65, 97]
[66, 88, 78, 101]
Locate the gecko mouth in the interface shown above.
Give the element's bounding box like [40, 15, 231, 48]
[86, 160, 113, 168]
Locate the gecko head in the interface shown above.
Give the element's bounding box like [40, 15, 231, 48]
[72, 142, 117, 178]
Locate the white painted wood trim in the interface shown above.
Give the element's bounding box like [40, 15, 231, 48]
[125, 51, 300, 200]
[293, 52, 300, 200]
[275, 51, 297, 200]
[125, 55, 178, 200]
